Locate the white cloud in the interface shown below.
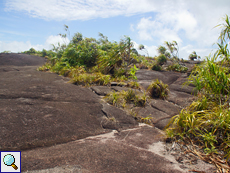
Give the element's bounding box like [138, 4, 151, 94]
[133, 0, 230, 58]
[0, 35, 69, 53]
[4, 0, 154, 21]
[45, 35, 70, 49]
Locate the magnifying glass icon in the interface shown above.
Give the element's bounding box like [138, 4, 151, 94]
[3, 154, 18, 170]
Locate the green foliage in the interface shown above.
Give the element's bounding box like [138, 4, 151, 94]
[216, 14, 230, 44]
[157, 54, 167, 66]
[167, 63, 188, 73]
[157, 46, 167, 55]
[37, 63, 52, 71]
[61, 38, 98, 68]
[167, 15, 230, 166]
[151, 63, 162, 71]
[166, 96, 230, 156]
[136, 56, 154, 69]
[215, 43, 230, 62]
[128, 65, 139, 80]
[105, 91, 126, 108]
[147, 79, 169, 99]
[186, 57, 230, 98]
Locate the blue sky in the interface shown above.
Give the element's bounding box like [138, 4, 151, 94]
[1, 0, 230, 59]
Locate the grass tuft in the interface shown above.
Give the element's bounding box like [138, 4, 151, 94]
[147, 79, 169, 99]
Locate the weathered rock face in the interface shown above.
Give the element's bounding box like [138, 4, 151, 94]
[21, 125, 183, 173]
[0, 53, 46, 66]
[101, 103, 138, 131]
[0, 53, 138, 151]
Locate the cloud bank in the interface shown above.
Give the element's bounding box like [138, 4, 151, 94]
[0, 35, 69, 53]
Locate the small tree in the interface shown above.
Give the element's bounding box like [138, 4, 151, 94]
[28, 48, 36, 55]
[164, 41, 179, 59]
[189, 51, 198, 61]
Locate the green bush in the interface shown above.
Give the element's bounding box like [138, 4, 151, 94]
[151, 63, 162, 71]
[186, 57, 230, 98]
[157, 54, 167, 66]
[147, 79, 169, 99]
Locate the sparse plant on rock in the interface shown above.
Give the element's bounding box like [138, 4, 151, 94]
[147, 79, 169, 99]
[157, 54, 167, 66]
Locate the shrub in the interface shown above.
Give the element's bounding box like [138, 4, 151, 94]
[157, 54, 167, 65]
[147, 79, 169, 99]
[151, 63, 162, 71]
[189, 51, 198, 61]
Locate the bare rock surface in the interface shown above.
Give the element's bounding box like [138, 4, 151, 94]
[101, 103, 138, 131]
[0, 53, 138, 151]
[22, 124, 215, 173]
[136, 70, 181, 85]
[0, 53, 46, 66]
[90, 86, 113, 96]
[150, 99, 181, 116]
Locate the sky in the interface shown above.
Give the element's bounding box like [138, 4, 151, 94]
[0, 0, 230, 59]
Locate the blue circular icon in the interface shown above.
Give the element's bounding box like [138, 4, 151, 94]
[3, 154, 15, 166]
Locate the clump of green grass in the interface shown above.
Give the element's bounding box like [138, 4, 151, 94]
[104, 91, 126, 108]
[166, 95, 230, 157]
[104, 89, 148, 108]
[124, 89, 137, 103]
[147, 79, 169, 99]
[167, 63, 188, 73]
[127, 81, 140, 89]
[70, 72, 111, 86]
